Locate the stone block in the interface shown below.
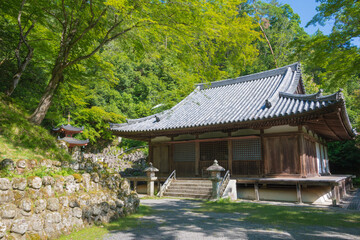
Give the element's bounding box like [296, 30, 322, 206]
[47, 198, 60, 211]
[34, 199, 47, 214]
[11, 218, 28, 235]
[0, 221, 6, 239]
[12, 178, 27, 191]
[0, 159, 14, 171]
[1, 203, 17, 219]
[45, 212, 62, 224]
[0, 190, 14, 204]
[20, 198, 32, 212]
[72, 207, 82, 218]
[40, 185, 54, 198]
[78, 193, 90, 207]
[42, 176, 55, 186]
[54, 177, 65, 193]
[59, 196, 69, 207]
[28, 176, 42, 189]
[69, 197, 79, 208]
[91, 173, 100, 183]
[52, 161, 61, 167]
[0, 178, 11, 191]
[92, 205, 101, 216]
[16, 160, 27, 169]
[65, 175, 76, 194]
[29, 214, 44, 232]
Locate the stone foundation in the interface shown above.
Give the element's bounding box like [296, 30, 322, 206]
[0, 173, 139, 239]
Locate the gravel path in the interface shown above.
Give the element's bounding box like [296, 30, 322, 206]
[104, 198, 360, 240]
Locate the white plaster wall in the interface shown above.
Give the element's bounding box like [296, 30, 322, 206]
[231, 129, 260, 136]
[199, 131, 228, 139]
[151, 136, 171, 143]
[237, 186, 334, 204]
[264, 125, 298, 134]
[174, 134, 196, 141]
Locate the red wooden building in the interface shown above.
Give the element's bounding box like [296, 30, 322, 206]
[53, 124, 89, 149]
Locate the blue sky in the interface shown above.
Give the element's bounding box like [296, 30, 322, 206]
[272, 0, 333, 35]
[270, 0, 360, 46]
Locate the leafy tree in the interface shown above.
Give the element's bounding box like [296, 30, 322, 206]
[241, 0, 306, 74]
[18, 0, 259, 125]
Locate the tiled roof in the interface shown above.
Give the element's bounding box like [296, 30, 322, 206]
[57, 137, 89, 145]
[53, 124, 84, 132]
[110, 63, 354, 137]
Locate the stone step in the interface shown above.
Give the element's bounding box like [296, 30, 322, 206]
[167, 186, 212, 191]
[166, 189, 212, 195]
[163, 192, 211, 199]
[173, 180, 212, 184]
[171, 182, 212, 187]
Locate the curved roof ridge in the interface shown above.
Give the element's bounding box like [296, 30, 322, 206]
[279, 89, 344, 101]
[196, 62, 300, 90]
[53, 124, 84, 132]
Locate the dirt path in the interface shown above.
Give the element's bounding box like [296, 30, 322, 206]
[104, 198, 360, 240]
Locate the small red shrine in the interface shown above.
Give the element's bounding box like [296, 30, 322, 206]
[53, 114, 89, 149]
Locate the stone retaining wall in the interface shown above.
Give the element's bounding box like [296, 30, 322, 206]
[0, 173, 139, 239]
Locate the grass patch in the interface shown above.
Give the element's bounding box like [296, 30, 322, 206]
[57, 205, 154, 240]
[195, 198, 360, 228]
[0, 95, 71, 162]
[57, 225, 108, 240]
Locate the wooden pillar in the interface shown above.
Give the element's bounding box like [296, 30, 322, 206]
[296, 182, 302, 204]
[195, 141, 200, 176]
[260, 129, 266, 175]
[254, 182, 260, 201]
[148, 140, 153, 163]
[169, 144, 174, 171]
[335, 185, 340, 204]
[298, 128, 306, 178]
[228, 140, 233, 174]
[331, 185, 336, 206]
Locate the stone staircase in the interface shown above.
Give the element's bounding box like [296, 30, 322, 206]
[163, 179, 213, 199]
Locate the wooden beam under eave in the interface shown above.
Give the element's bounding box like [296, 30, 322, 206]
[322, 115, 342, 141]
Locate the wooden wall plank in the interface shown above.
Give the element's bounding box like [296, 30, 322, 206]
[228, 140, 233, 174]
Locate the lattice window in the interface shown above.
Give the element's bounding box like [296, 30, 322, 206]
[200, 141, 228, 161]
[233, 138, 261, 161]
[173, 142, 195, 162]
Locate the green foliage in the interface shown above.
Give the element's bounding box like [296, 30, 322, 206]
[327, 139, 360, 176]
[0, 165, 75, 180]
[242, 0, 307, 73]
[73, 106, 125, 145]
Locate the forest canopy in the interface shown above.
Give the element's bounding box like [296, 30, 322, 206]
[0, 0, 359, 173]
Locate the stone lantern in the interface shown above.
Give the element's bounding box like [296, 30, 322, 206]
[206, 159, 225, 199]
[144, 162, 159, 196]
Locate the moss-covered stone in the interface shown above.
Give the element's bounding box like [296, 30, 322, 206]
[72, 174, 82, 183]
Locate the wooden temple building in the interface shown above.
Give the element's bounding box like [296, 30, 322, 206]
[111, 63, 356, 203]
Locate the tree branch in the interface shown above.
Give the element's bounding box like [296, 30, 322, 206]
[66, 20, 153, 67]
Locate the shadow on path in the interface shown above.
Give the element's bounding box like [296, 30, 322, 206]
[104, 198, 360, 240]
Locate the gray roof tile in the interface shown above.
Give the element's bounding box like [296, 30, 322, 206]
[110, 63, 352, 134]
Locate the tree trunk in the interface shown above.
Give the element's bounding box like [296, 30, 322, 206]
[6, 49, 33, 96]
[29, 67, 63, 124]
